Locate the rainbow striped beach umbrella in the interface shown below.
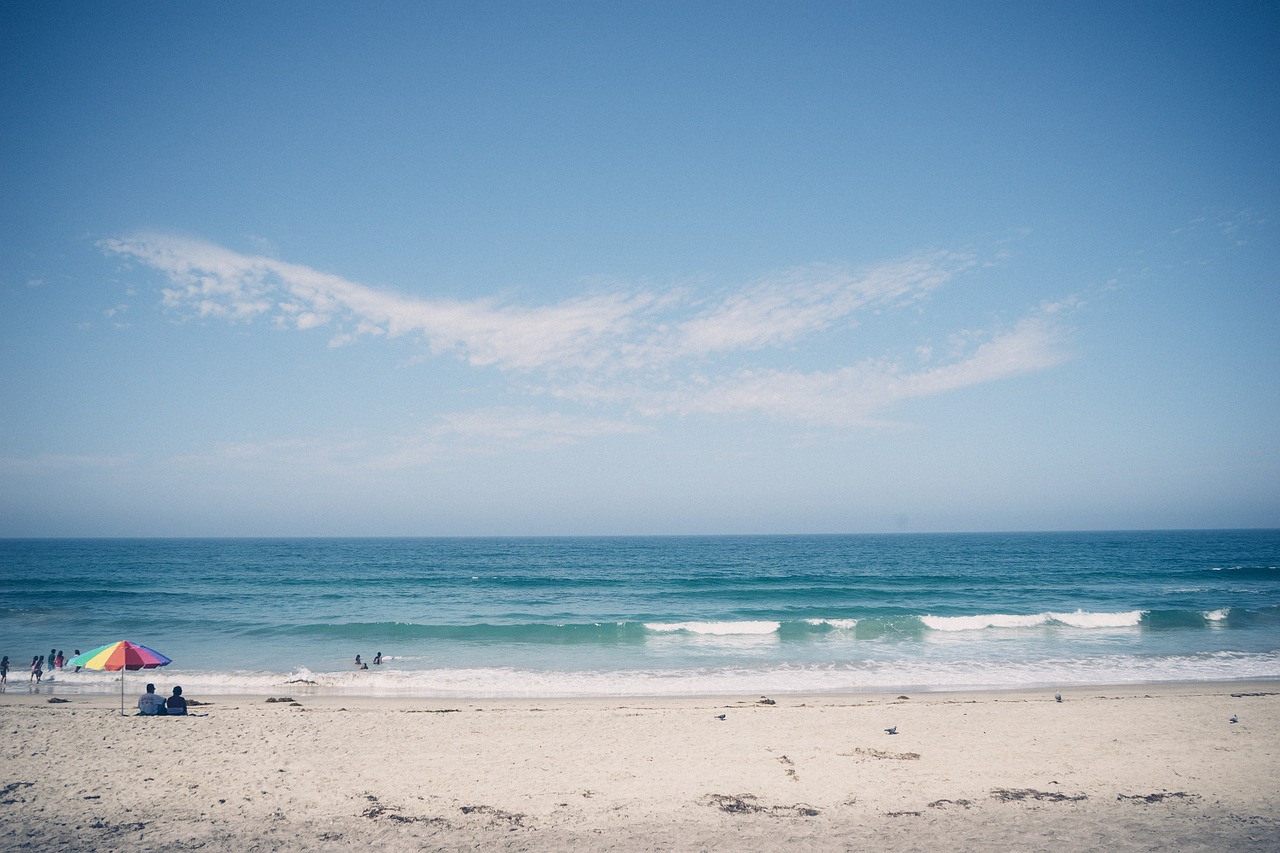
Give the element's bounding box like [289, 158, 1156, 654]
[68, 641, 172, 716]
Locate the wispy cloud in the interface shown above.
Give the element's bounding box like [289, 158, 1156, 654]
[670, 255, 966, 358]
[101, 233, 1073, 435]
[98, 234, 657, 372]
[159, 409, 644, 474]
[553, 313, 1069, 427]
[371, 409, 648, 469]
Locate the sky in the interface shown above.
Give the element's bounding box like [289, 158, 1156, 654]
[1, 1, 1277, 536]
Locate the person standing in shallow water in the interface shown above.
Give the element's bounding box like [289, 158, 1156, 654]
[1, 656, 9, 687]
[72, 650, 81, 673]
[30, 656, 42, 683]
[47, 649, 55, 673]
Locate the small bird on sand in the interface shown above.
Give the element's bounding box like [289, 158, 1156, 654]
[885, 726, 897, 735]
[1055, 693, 1063, 703]
[715, 714, 726, 720]
[1229, 715, 1238, 723]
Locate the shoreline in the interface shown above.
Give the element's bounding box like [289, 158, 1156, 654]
[3, 677, 1280, 706]
[3, 680, 1277, 851]
[6, 671, 1280, 702]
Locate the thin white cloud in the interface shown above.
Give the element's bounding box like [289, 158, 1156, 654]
[562, 313, 1069, 427]
[100, 234, 655, 372]
[159, 410, 644, 473]
[671, 255, 969, 357]
[101, 233, 1073, 434]
[370, 408, 648, 469]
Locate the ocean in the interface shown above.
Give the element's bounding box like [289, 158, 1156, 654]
[2, 531, 1277, 698]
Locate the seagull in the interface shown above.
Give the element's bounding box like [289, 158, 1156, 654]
[1055, 693, 1063, 703]
[1229, 715, 1238, 724]
[885, 726, 898, 735]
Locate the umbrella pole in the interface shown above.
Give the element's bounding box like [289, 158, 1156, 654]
[120, 669, 125, 717]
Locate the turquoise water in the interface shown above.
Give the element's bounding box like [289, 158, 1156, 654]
[2, 531, 1277, 697]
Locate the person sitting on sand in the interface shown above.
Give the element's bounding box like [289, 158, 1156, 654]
[166, 685, 188, 716]
[137, 683, 166, 716]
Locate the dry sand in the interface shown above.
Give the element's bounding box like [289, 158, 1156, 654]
[1, 682, 1277, 851]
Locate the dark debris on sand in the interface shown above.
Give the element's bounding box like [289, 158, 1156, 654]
[1118, 791, 1202, 803]
[842, 747, 920, 760]
[459, 804, 528, 829]
[0, 782, 34, 805]
[991, 788, 1087, 803]
[703, 793, 819, 817]
[360, 794, 450, 827]
[928, 798, 974, 809]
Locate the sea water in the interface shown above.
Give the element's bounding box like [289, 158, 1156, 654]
[1, 531, 1277, 698]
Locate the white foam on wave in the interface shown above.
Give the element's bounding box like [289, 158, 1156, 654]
[643, 621, 780, 635]
[804, 618, 859, 630]
[1049, 609, 1145, 628]
[922, 614, 1048, 631]
[28, 666, 322, 696]
[1204, 609, 1230, 622]
[921, 610, 1145, 632]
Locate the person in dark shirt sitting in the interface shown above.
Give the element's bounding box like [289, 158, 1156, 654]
[166, 685, 188, 716]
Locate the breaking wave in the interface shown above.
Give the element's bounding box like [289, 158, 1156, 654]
[237, 606, 1278, 645]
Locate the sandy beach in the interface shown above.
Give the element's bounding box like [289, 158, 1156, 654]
[0, 682, 1276, 851]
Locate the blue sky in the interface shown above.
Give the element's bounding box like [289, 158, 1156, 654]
[1, 1, 1277, 536]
